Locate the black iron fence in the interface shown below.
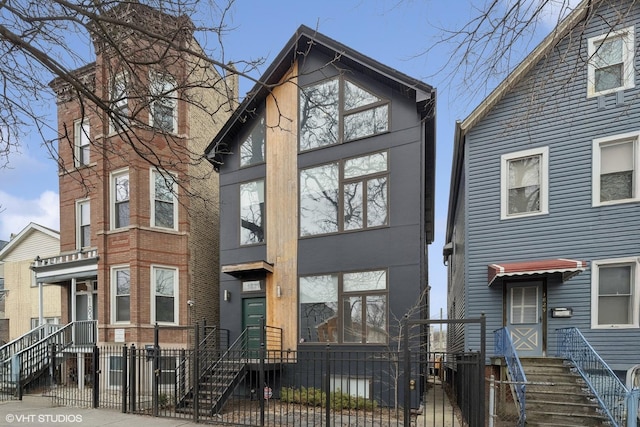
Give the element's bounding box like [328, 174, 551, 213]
[5, 318, 486, 426]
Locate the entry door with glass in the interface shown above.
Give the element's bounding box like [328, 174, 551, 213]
[506, 281, 544, 356]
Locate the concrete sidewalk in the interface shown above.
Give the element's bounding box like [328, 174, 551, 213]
[0, 396, 203, 427]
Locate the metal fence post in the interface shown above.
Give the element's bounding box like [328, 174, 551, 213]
[325, 344, 331, 427]
[129, 344, 136, 413]
[259, 317, 265, 427]
[193, 322, 200, 423]
[153, 324, 159, 417]
[627, 389, 639, 427]
[122, 344, 128, 413]
[92, 345, 99, 408]
[403, 315, 410, 427]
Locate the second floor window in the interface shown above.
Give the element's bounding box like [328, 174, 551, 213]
[500, 147, 549, 219]
[77, 200, 90, 249]
[593, 133, 639, 205]
[150, 72, 177, 133]
[151, 170, 177, 229]
[112, 170, 130, 229]
[588, 26, 635, 97]
[240, 179, 265, 245]
[300, 151, 389, 236]
[74, 119, 90, 166]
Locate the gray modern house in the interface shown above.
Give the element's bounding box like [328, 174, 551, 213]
[446, 0, 640, 378]
[206, 24, 435, 360]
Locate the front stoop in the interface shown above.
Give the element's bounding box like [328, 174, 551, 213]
[519, 357, 610, 427]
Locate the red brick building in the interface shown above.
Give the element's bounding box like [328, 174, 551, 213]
[33, 3, 236, 349]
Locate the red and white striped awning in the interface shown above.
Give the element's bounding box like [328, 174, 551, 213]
[488, 259, 587, 286]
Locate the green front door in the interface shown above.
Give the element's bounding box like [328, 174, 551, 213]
[242, 297, 266, 356]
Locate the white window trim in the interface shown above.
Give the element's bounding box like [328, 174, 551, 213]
[150, 169, 178, 230]
[74, 118, 90, 167]
[75, 198, 90, 250]
[150, 265, 179, 325]
[148, 71, 178, 133]
[591, 257, 640, 329]
[500, 146, 549, 220]
[587, 26, 635, 98]
[110, 265, 131, 325]
[110, 168, 129, 230]
[109, 73, 129, 134]
[592, 131, 640, 206]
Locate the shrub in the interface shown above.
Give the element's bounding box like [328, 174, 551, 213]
[281, 386, 377, 411]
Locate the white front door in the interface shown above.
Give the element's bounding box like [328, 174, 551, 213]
[506, 281, 544, 356]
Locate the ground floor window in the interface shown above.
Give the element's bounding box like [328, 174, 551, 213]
[299, 270, 387, 344]
[591, 257, 639, 328]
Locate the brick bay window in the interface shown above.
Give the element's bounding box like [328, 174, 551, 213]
[111, 266, 130, 323]
[149, 71, 177, 133]
[299, 270, 387, 344]
[111, 169, 130, 229]
[152, 266, 178, 324]
[591, 258, 639, 328]
[76, 199, 90, 249]
[110, 73, 129, 133]
[74, 118, 90, 167]
[151, 169, 177, 229]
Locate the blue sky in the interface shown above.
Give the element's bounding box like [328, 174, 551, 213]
[0, 0, 565, 317]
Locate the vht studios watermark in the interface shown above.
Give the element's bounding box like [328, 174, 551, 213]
[5, 413, 83, 423]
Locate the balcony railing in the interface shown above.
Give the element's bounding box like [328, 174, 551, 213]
[32, 249, 98, 268]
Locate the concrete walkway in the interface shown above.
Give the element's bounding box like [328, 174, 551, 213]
[415, 379, 462, 427]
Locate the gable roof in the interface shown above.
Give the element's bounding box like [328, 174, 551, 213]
[205, 24, 435, 168]
[445, 0, 595, 243]
[0, 223, 60, 261]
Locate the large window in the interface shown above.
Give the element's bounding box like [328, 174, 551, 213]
[151, 170, 177, 229]
[149, 72, 177, 133]
[74, 119, 90, 167]
[588, 27, 635, 97]
[112, 267, 130, 323]
[111, 170, 130, 229]
[591, 258, 639, 328]
[500, 147, 549, 219]
[152, 266, 178, 324]
[240, 114, 266, 167]
[76, 200, 91, 249]
[300, 151, 388, 236]
[240, 179, 265, 245]
[299, 78, 389, 151]
[109, 356, 124, 387]
[110, 73, 128, 133]
[299, 270, 387, 344]
[593, 132, 639, 205]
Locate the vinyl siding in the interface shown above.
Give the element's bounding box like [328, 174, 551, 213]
[463, 0, 640, 369]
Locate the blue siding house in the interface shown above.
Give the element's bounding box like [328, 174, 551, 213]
[446, 0, 640, 376]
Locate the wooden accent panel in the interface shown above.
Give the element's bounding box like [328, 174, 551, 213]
[265, 62, 298, 351]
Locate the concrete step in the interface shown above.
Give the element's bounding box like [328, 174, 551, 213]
[526, 409, 609, 426]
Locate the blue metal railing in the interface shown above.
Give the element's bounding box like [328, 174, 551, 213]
[557, 327, 638, 427]
[494, 327, 527, 427]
